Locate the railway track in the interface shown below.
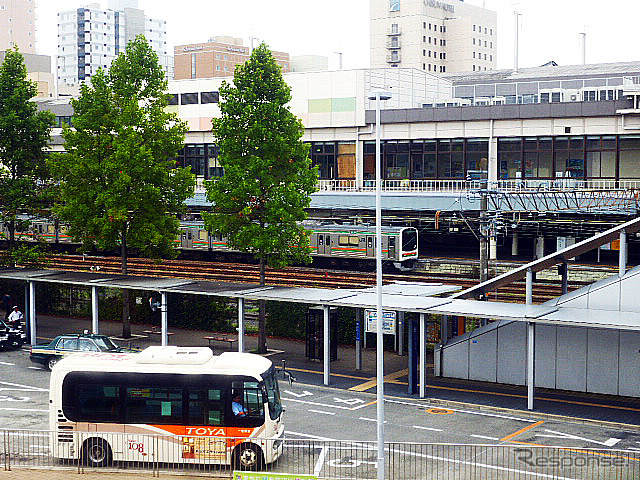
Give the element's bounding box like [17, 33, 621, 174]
[40, 254, 580, 304]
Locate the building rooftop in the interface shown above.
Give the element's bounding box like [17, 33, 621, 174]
[442, 61, 640, 85]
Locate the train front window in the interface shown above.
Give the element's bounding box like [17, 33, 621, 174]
[402, 229, 417, 251]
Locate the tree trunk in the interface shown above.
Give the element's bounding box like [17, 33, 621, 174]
[257, 257, 267, 354]
[121, 238, 131, 338]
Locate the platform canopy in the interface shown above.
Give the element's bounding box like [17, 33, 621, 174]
[3, 268, 640, 331]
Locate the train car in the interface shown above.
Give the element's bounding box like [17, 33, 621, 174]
[309, 224, 418, 270]
[5, 218, 419, 270]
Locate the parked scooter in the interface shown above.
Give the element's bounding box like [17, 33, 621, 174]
[0, 320, 27, 349]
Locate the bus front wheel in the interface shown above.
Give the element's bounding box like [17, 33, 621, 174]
[233, 443, 264, 471]
[82, 438, 112, 467]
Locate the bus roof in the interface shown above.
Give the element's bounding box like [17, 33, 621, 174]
[52, 346, 273, 379]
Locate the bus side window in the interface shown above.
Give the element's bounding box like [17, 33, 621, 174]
[188, 388, 225, 426]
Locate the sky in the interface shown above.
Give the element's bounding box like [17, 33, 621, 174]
[35, 0, 640, 71]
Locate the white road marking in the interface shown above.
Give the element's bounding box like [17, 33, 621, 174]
[27, 367, 44, 370]
[308, 409, 335, 415]
[281, 397, 369, 411]
[285, 432, 578, 480]
[0, 361, 15, 366]
[470, 435, 500, 441]
[0, 408, 47, 412]
[358, 417, 387, 423]
[536, 429, 621, 447]
[413, 426, 443, 432]
[386, 398, 535, 423]
[286, 431, 336, 442]
[334, 397, 365, 406]
[283, 390, 313, 398]
[314, 446, 328, 476]
[0, 381, 48, 392]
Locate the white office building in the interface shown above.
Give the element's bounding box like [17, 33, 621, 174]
[57, 0, 171, 87]
[371, 0, 497, 74]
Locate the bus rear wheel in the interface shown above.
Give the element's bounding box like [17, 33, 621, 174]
[82, 438, 112, 467]
[233, 443, 264, 471]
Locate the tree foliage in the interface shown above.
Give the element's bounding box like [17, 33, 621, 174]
[0, 47, 54, 251]
[203, 43, 318, 270]
[50, 36, 195, 336]
[203, 43, 317, 352]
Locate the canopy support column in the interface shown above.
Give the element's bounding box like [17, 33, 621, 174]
[527, 321, 535, 410]
[91, 286, 99, 334]
[355, 309, 362, 370]
[419, 313, 426, 398]
[29, 281, 36, 346]
[237, 298, 245, 353]
[323, 305, 330, 385]
[161, 292, 168, 346]
[620, 230, 627, 277]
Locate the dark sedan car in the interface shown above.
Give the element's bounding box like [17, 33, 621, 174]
[29, 333, 135, 370]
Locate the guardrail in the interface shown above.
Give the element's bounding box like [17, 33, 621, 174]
[2, 429, 639, 479]
[193, 179, 640, 195]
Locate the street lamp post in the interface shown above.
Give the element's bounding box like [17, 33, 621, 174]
[368, 89, 391, 480]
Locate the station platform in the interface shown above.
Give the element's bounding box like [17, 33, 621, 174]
[30, 315, 640, 428]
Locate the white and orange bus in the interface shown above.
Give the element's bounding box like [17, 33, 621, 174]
[49, 346, 284, 470]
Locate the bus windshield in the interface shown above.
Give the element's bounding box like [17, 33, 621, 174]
[263, 368, 282, 420]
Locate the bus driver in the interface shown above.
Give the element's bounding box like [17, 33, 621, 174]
[232, 392, 247, 416]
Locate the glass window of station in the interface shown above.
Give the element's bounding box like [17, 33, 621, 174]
[497, 135, 639, 180]
[175, 143, 222, 179]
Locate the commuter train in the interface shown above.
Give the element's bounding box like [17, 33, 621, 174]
[1, 219, 419, 270]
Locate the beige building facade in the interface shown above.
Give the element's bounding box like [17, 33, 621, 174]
[371, 0, 497, 74]
[174, 36, 290, 80]
[0, 0, 36, 54]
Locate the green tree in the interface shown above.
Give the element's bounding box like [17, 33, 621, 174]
[0, 47, 54, 258]
[203, 43, 318, 353]
[50, 36, 195, 337]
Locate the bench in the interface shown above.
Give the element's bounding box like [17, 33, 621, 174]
[203, 335, 237, 353]
[143, 330, 175, 344]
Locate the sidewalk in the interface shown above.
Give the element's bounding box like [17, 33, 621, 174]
[30, 315, 640, 427]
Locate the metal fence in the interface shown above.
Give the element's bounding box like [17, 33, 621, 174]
[2, 429, 639, 479]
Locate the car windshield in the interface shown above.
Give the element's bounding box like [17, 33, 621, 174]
[92, 336, 118, 351]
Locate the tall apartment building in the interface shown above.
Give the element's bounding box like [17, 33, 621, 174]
[0, 0, 36, 53]
[57, 0, 171, 87]
[174, 36, 290, 80]
[371, 0, 497, 74]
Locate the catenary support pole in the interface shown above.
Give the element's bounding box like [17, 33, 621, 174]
[512, 232, 519, 257]
[419, 313, 426, 398]
[29, 281, 36, 346]
[526, 268, 533, 305]
[323, 305, 330, 386]
[161, 292, 168, 346]
[91, 286, 99, 334]
[237, 298, 244, 353]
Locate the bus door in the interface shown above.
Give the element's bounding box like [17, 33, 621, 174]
[181, 229, 193, 249]
[366, 236, 375, 257]
[388, 237, 396, 260]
